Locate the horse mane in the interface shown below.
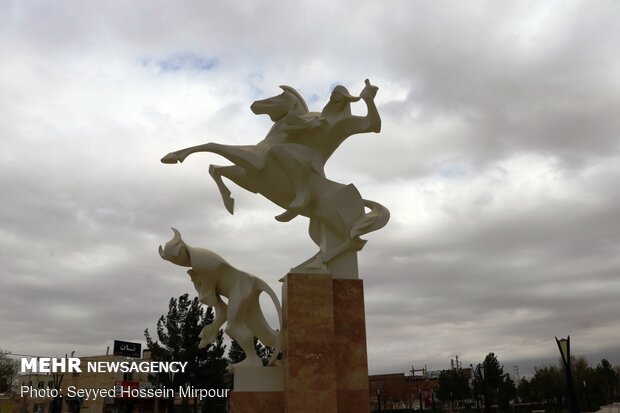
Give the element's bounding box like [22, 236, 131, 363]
[279, 85, 309, 114]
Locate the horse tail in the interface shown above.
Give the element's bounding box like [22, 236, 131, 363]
[350, 199, 390, 239]
[256, 278, 284, 366]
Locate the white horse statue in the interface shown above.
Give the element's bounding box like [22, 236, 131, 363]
[162, 79, 389, 278]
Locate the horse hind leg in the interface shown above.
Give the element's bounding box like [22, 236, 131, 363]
[209, 164, 235, 214]
[226, 278, 263, 367]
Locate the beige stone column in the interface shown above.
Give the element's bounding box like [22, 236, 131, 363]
[283, 273, 339, 413]
[333, 279, 370, 413]
[230, 273, 370, 413]
[283, 273, 370, 413]
[229, 391, 284, 412]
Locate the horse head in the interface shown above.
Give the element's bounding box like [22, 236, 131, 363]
[251, 85, 308, 121]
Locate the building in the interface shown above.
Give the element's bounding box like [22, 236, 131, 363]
[5, 348, 230, 413]
[369, 371, 439, 412]
[13, 353, 155, 413]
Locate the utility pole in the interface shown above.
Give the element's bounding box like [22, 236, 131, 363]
[410, 366, 426, 378]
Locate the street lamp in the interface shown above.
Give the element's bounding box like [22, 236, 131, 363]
[555, 336, 579, 413]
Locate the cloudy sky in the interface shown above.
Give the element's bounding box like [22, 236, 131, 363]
[1, 1, 619, 378]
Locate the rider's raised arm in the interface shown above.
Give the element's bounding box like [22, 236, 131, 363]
[360, 88, 381, 133]
[332, 81, 381, 136]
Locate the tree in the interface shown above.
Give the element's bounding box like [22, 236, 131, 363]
[227, 337, 274, 367]
[145, 294, 228, 413]
[529, 365, 566, 406]
[253, 337, 274, 366]
[482, 353, 503, 390]
[476, 353, 503, 411]
[596, 359, 618, 404]
[227, 339, 245, 365]
[0, 349, 19, 392]
[437, 368, 470, 408]
[516, 377, 533, 403]
[498, 373, 517, 410]
[571, 355, 604, 411]
[527, 358, 620, 410]
[474, 353, 516, 412]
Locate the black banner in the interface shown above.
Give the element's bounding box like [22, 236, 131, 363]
[113, 340, 141, 358]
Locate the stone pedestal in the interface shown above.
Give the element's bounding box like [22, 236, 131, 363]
[283, 273, 369, 413]
[229, 391, 284, 413]
[283, 273, 338, 412]
[229, 273, 369, 413]
[332, 279, 371, 413]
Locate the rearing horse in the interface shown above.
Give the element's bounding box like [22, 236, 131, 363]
[161, 80, 389, 278]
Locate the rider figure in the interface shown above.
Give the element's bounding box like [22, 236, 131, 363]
[269, 80, 380, 222]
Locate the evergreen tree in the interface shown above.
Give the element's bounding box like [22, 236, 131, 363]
[475, 353, 517, 411]
[145, 294, 227, 413]
[227, 337, 274, 366]
[498, 373, 517, 410]
[529, 365, 564, 405]
[596, 359, 618, 404]
[227, 339, 246, 364]
[436, 368, 470, 408]
[254, 337, 274, 366]
[516, 377, 533, 403]
[525, 358, 620, 410]
[0, 349, 19, 392]
[482, 353, 503, 391]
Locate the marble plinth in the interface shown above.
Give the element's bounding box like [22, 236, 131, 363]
[229, 391, 284, 413]
[283, 273, 370, 413]
[233, 365, 284, 391]
[229, 273, 370, 413]
[333, 279, 370, 413]
[283, 273, 338, 413]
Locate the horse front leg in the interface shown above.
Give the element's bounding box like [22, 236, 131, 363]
[209, 164, 235, 214]
[161, 143, 216, 164]
[209, 164, 256, 215]
[161, 142, 264, 172]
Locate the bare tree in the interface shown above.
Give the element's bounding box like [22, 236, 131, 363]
[0, 349, 20, 392]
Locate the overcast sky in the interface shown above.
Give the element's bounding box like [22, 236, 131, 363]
[1, 1, 619, 378]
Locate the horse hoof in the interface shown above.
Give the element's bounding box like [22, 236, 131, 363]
[224, 197, 235, 214]
[161, 153, 179, 164]
[275, 210, 298, 222]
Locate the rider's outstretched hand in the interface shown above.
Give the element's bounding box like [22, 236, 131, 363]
[360, 78, 378, 100]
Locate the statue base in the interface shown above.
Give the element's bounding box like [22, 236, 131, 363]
[229, 391, 284, 413]
[233, 365, 284, 391]
[229, 272, 369, 413]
